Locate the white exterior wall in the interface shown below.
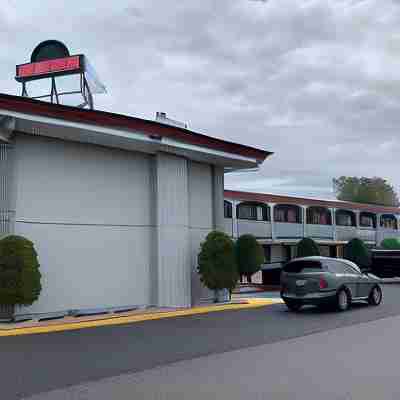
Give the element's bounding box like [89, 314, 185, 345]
[14, 133, 154, 314]
[188, 161, 214, 304]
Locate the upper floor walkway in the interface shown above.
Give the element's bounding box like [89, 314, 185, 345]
[224, 190, 400, 246]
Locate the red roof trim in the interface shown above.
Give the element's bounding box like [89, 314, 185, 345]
[0, 94, 272, 162]
[225, 190, 400, 215]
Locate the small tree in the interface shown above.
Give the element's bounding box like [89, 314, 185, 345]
[344, 238, 371, 269]
[381, 238, 400, 250]
[197, 231, 238, 300]
[296, 238, 320, 258]
[0, 235, 41, 319]
[235, 234, 264, 283]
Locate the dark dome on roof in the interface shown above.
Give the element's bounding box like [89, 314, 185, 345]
[31, 40, 70, 63]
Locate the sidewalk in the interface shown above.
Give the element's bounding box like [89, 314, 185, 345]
[0, 297, 282, 337]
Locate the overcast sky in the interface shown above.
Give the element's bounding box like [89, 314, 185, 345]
[2, 0, 400, 199]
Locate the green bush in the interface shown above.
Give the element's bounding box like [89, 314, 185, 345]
[0, 235, 42, 306]
[344, 238, 371, 269]
[296, 238, 320, 258]
[235, 234, 264, 283]
[197, 231, 238, 292]
[381, 238, 400, 250]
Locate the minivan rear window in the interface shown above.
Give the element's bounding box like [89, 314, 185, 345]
[283, 260, 322, 273]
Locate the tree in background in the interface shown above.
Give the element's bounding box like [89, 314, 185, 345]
[381, 238, 400, 250]
[333, 176, 399, 207]
[197, 231, 238, 301]
[343, 238, 372, 269]
[235, 234, 265, 283]
[296, 238, 320, 258]
[0, 235, 42, 320]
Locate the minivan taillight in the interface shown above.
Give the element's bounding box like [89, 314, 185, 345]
[319, 278, 328, 289]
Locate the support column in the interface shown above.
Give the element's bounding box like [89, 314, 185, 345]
[212, 165, 224, 232]
[302, 205, 307, 238]
[232, 200, 238, 239]
[332, 208, 337, 241]
[376, 213, 381, 246]
[269, 203, 276, 240]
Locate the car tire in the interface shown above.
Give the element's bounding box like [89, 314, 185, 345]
[336, 288, 350, 311]
[284, 299, 302, 312]
[368, 285, 382, 306]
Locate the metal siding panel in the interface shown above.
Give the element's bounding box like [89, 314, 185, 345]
[156, 153, 191, 307]
[0, 143, 15, 237]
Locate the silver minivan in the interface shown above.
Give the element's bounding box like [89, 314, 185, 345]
[280, 256, 382, 312]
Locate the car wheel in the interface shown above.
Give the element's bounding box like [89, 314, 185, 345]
[284, 299, 302, 312]
[336, 288, 350, 311]
[368, 285, 382, 306]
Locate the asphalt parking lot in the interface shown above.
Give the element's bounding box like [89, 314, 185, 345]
[3, 284, 400, 399]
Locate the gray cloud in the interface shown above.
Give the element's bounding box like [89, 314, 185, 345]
[2, 0, 400, 199]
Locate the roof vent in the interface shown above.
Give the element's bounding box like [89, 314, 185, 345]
[155, 112, 188, 129]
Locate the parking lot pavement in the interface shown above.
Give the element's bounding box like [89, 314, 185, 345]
[24, 312, 400, 400]
[4, 284, 400, 400]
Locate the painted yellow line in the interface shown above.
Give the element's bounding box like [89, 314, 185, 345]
[0, 299, 282, 337]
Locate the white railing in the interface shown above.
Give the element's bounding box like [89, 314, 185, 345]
[306, 225, 334, 240]
[275, 222, 303, 238]
[236, 220, 272, 238]
[336, 226, 358, 241]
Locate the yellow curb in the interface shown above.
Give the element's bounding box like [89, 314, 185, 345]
[0, 299, 282, 337]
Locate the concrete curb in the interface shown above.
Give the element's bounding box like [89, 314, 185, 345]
[0, 298, 283, 337]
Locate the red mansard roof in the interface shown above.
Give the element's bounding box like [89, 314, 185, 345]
[0, 93, 272, 162]
[225, 190, 400, 215]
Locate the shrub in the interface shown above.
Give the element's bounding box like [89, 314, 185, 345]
[344, 238, 371, 269]
[0, 235, 42, 307]
[381, 238, 400, 250]
[296, 238, 320, 258]
[235, 234, 265, 283]
[197, 231, 238, 293]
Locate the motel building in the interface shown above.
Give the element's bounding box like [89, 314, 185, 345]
[0, 93, 271, 317]
[223, 190, 400, 284]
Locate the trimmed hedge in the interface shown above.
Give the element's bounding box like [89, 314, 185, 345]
[296, 238, 320, 258]
[344, 238, 371, 269]
[0, 235, 42, 306]
[235, 234, 265, 283]
[381, 238, 400, 250]
[197, 231, 238, 292]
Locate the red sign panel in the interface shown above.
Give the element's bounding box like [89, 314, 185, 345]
[17, 56, 81, 79]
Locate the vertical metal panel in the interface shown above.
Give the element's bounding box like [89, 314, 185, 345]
[212, 166, 224, 231]
[156, 153, 191, 308]
[0, 143, 15, 237]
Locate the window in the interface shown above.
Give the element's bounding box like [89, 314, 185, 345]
[224, 201, 232, 219]
[325, 260, 346, 274]
[381, 215, 397, 230]
[360, 214, 374, 228]
[274, 205, 301, 223]
[283, 260, 322, 273]
[237, 202, 269, 221]
[336, 211, 354, 226]
[307, 208, 331, 225]
[326, 260, 360, 275]
[237, 204, 257, 220]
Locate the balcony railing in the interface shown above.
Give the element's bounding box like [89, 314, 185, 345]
[336, 226, 358, 241]
[275, 222, 302, 239]
[306, 225, 334, 240]
[377, 229, 399, 244]
[357, 228, 376, 243]
[236, 220, 272, 238]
